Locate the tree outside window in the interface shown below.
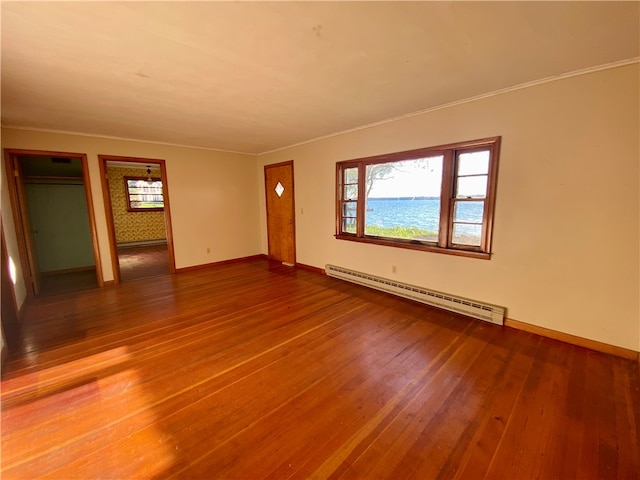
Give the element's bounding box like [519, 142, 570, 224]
[336, 137, 500, 259]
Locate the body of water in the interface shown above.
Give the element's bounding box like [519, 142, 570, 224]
[365, 197, 483, 235]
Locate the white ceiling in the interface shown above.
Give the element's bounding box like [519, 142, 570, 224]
[2, 2, 638, 155]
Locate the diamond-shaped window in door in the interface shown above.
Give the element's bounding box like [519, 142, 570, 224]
[275, 181, 285, 198]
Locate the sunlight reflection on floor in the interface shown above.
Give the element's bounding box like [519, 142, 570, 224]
[2, 347, 176, 479]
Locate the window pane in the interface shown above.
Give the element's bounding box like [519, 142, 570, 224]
[345, 167, 358, 184]
[131, 201, 163, 209]
[457, 151, 489, 176]
[128, 179, 162, 191]
[453, 201, 484, 224]
[342, 201, 357, 217]
[364, 156, 442, 241]
[128, 187, 162, 195]
[127, 178, 164, 209]
[452, 223, 482, 246]
[342, 217, 357, 234]
[456, 175, 487, 198]
[365, 222, 439, 242]
[129, 185, 162, 194]
[344, 184, 358, 200]
[130, 194, 163, 202]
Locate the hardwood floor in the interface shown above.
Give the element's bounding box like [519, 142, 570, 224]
[117, 243, 170, 282]
[33, 244, 169, 299]
[38, 268, 98, 297]
[2, 259, 639, 479]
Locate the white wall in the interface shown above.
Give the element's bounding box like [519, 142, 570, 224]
[258, 64, 640, 352]
[1, 65, 637, 353]
[1, 129, 261, 281]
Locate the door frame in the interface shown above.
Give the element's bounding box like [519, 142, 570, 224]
[1, 220, 21, 353]
[98, 155, 176, 284]
[264, 160, 296, 264]
[3, 149, 104, 297]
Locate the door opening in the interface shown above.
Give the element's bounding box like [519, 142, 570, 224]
[98, 156, 176, 284]
[3, 150, 103, 297]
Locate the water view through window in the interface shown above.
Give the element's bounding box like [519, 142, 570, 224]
[336, 137, 500, 257]
[365, 156, 443, 242]
[362, 152, 489, 246]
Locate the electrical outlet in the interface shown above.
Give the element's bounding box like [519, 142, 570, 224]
[391, 265, 397, 274]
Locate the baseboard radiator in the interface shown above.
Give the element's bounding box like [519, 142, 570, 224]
[325, 264, 505, 326]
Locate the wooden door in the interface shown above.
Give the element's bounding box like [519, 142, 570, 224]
[1, 225, 20, 350]
[8, 157, 41, 295]
[265, 161, 296, 265]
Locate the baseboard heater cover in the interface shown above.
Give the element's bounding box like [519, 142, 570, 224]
[325, 264, 505, 325]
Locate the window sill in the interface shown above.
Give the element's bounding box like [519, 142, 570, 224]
[334, 234, 491, 260]
[126, 208, 165, 213]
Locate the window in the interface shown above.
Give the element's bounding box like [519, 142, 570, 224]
[124, 177, 164, 211]
[336, 137, 500, 259]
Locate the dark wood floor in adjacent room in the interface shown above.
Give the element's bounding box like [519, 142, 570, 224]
[117, 243, 170, 282]
[36, 244, 170, 298]
[2, 259, 639, 479]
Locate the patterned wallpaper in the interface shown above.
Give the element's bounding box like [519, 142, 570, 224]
[107, 166, 167, 245]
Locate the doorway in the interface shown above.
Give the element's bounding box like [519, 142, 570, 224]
[3, 150, 103, 297]
[98, 156, 176, 284]
[264, 161, 296, 265]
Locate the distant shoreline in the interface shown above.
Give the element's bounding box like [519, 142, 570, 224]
[367, 196, 439, 201]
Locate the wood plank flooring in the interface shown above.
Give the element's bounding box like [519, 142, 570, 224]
[38, 268, 98, 297]
[34, 241, 169, 298]
[117, 244, 170, 282]
[2, 259, 639, 479]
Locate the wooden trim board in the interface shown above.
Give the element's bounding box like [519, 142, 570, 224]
[176, 254, 267, 273]
[295, 263, 325, 275]
[41, 266, 95, 276]
[1, 340, 7, 365]
[308, 264, 638, 362]
[505, 318, 639, 362]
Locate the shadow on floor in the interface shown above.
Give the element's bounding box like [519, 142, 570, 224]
[39, 269, 99, 297]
